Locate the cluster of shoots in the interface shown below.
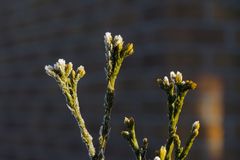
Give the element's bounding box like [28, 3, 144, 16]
[45, 32, 200, 160]
[155, 71, 199, 160]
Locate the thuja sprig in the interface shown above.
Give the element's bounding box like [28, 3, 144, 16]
[179, 121, 200, 160]
[45, 32, 133, 160]
[98, 32, 134, 159]
[45, 59, 96, 159]
[45, 33, 200, 160]
[154, 146, 167, 160]
[123, 71, 199, 160]
[121, 117, 148, 160]
[155, 71, 199, 160]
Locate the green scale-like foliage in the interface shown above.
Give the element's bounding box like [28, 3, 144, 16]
[45, 32, 200, 160]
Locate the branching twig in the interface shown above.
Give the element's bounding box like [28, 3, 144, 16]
[98, 32, 134, 160]
[157, 71, 198, 160]
[45, 60, 96, 159]
[179, 121, 200, 160]
[45, 33, 200, 160]
[121, 117, 148, 160]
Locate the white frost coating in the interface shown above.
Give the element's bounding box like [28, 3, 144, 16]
[176, 71, 183, 82]
[163, 76, 170, 86]
[104, 32, 112, 47]
[58, 59, 66, 65]
[77, 65, 86, 77]
[113, 35, 123, 47]
[45, 65, 53, 71]
[45, 65, 54, 76]
[192, 121, 200, 129]
[170, 71, 176, 81]
[154, 156, 161, 160]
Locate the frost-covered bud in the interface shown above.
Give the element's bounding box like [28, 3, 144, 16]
[175, 71, 183, 83]
[124, 117, 134, 129]
[159, 146, 167, 160]
[192, 121, 200, 131]
[53, 58, 66, 74]
[121, 130, 130, 140]
[55, 59, 66, 68]
[163, 76, 170, 86]
[170, 71, 176, 82]
[113, 35, 123, 49]
[124, 117, 130, 124]
[77, 65, 86, 78]
[143, 138, 148, 145]
[45, 59, 71, 78]
[45, 65, 53, 72]
[58, 58, 66, 65]
[45, 65, 55, 77]
[154, 156, 161, 160]
[106, 50, 112, 59]
[104, 32, 112, 50]
[121, 131, 130, 136]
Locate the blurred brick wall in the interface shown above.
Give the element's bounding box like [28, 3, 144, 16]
[0, 0, 240, 160]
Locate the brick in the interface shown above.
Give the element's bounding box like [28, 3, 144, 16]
[149, 28, 224, 44]
[143, 2, 203, 20]
[213, 3, 240, 21]
[235, 31, 240, 46]
[225, 98, 240, 116]
[140, 51, 203, 70]
[165, 52, 203, 68]
[214, 53, 240, 67]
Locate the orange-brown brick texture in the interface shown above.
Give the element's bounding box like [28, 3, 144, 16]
[0, 0, 239, 160]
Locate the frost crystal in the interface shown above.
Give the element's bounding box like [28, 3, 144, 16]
[113, 35, 123, 47]
[154, 156, 161, 160]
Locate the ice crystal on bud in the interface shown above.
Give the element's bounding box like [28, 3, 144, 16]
[45, 65, 56, 77]
[45, 59, 94, 157]
[67, 62, 73, 69]
[154, 156, 161, 160]
[176, 71, 183, 83]
[103, 32, 134, 89]
[113, 35, 123, 47]
[45, 65, 53, 72]
[192, 121, 200, 130]
[58, 59, 66, 65]
[45, 59, 69, 77]
[163, 76, 170, 86]
[104, 32, 112, 48]
[124, 117, 130, 124]
[77, 65, 86, 77]
[45, 59, 86, 82]
[170, 71, 176, 81]
[51, 59, 64, 70]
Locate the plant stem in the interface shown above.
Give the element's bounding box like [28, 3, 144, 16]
[165, 91, 187, 160]
[74, 105, 96, 158]
[98, 87, 115, 160]
[69, 80, 96, 159]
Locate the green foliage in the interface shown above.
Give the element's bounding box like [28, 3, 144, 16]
[45, 32, 200, 160]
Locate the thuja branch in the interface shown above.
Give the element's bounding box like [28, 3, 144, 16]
[155, 71, 199, 160]
[45, 32, 201, 160]
[98, 32, 134, 159]
[121, 117, 148, 160]
[45, 33, 134, 160]
[179, 121, 200, 160]
[45, 60, 96, 159]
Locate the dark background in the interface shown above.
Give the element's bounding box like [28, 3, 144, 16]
[0, 0, 240, 159]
